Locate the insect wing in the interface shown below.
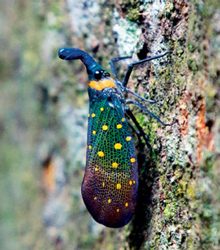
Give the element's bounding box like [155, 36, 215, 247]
[82, 95, 138, 228]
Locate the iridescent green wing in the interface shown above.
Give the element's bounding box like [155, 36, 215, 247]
[82, 94, 138, 228]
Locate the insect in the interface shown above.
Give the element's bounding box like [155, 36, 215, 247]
[58, 48, 171, 228]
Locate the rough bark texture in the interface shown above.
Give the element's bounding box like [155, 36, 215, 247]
[0, 0, 219, 249]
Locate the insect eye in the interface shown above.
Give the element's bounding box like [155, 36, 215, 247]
[94, 70, 103, 80]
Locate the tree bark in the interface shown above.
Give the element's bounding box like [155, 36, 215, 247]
[59, 1, 220, 249]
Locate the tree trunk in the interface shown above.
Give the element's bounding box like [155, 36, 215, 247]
[59, 1, 220, 249]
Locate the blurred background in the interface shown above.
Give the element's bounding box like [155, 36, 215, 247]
[0, 1, 88, 249]
[0, 1, 60, 249]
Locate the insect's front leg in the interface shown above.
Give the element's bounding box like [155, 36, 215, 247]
[122, 51, 172, 87]
[109, 55, 133, 78]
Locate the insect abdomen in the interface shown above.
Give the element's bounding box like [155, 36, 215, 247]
[82, 166, 138, 228]
[81, 96, 138, 228]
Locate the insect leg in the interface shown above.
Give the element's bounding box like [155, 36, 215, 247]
[126, 108, 152, 150]
[109, 55, 133, 77]
[127, 121, 142, 144]
[122, 51, 172, 87]
[125, 88, 156, 104]
[126, 99, 173, 126]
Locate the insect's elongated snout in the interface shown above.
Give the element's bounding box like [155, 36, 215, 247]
[58, 48, 98, 73]
[58, 48, 83, 60]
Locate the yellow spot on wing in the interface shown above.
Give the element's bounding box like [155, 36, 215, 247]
[89, 145, 92, 149]
[95, 167, 98, 171]
[103, 182, 105, 187]
[129, 180, 132, 185]
[133, 180, 136, 184]
[114, 143, 122, 149]
[125, 202, 128, 207]
[126, 136, 131, 141]
[117, 209, 120, 212]
[121, 118, 125, 122]
[108, 199, 111, 203]
[91, 113, 95, 117]
[93, 130, 96, 135]
[94, 197, 97, 200]
[116, 183, 121, 189]
[117, 124, 122, 129]
[100, 107, 104, 111]
[88, 114, 90, 117]
[102, 125, 108, 130]
[88, 79, 116, 91]
[130, 157, 135, 163]
[98, 151, 104, 157]
[112, 162, 118, 168]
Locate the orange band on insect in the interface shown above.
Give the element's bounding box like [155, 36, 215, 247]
[88, 79, 116, 90]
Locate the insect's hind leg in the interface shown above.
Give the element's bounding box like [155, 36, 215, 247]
[127, 121, 143, 145]
[126, 108, 152, 150]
